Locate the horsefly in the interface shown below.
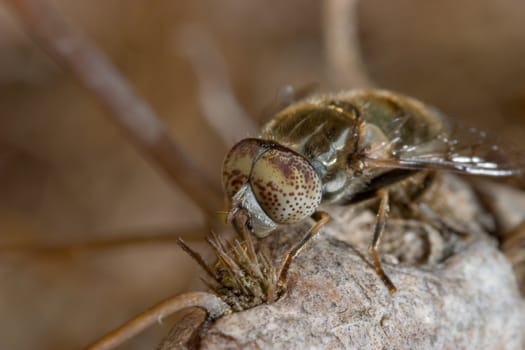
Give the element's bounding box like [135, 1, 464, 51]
[222, 89, 523, 293]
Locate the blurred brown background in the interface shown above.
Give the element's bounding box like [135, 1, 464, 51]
[0, 1, 524, 349]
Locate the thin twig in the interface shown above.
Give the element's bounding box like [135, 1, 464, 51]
[323, 0, 373, 88]
[4, 0, 223, 218]
[177, 238, 219, 282]
[85, 291, 230, 350]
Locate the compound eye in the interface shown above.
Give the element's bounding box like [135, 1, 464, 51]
[222, 139, 264, 201]
[251, 147, 322, 224]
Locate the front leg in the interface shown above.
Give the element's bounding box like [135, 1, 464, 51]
[369, 189, 397, 294]
[277, 211, 331, 290]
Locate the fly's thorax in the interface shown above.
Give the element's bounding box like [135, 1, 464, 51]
[261, 99, 361, 164]
[261, 99, 364, 202]
[222, 139, 323, 237]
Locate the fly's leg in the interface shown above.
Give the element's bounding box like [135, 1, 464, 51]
[277, 211, 331, 290]
[369, 189, 397, 294]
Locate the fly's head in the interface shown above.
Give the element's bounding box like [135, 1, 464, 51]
[222, 138, 323, 237]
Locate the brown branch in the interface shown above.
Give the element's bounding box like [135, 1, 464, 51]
[3, 0, 223, 218]
[161, 175, 525, 348]
[323, 0, 373, 88]
[196, 237, 525, 349]
[85, 291, 230, 350]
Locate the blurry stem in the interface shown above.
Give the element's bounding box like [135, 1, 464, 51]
[0, 228, 208, 259]
[4, 0, 223, 219]
[177, 25, 258, 147]
[85, 291, 230, 350]
[323, 0, 373, 88]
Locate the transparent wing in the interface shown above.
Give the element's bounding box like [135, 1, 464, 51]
[364, 116, 524, 177]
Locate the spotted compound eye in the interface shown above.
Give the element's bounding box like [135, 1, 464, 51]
[222, 139, 263, 201]
[250, 147, 322, 224]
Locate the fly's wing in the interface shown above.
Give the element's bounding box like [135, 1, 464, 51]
[363, 114, 524, 177]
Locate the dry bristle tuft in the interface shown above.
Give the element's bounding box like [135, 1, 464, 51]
[179, 233, 282, 312]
